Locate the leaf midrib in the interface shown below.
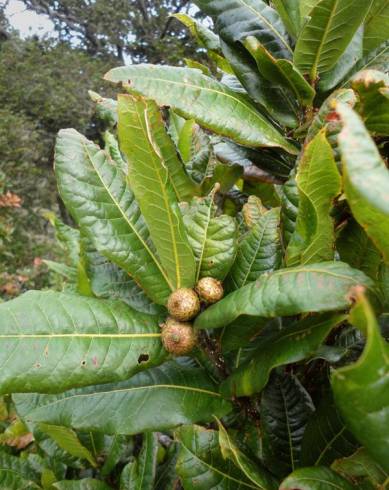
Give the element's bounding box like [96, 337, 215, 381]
[237, 0, 293, 55]
[280, 383, 296, 470]
[268, 266, 365, 284]
[142, 104, 182, 289]
[180, 443, 258, 489]
[310, 0, 340, 79]
[285, 476, 348, 489]
[341, 43, 389, 87]
[222, 433, 268, 489]
[314, 426, 346, 465]
[23, 384, 223, 412]
[240, 214, 271, 288]
[366, 0, 389, 28]
[0, 467, 37, 486]
[130, 76, 278, 137]
[196, 199, 214, 282]
[264, 314, 345, 345]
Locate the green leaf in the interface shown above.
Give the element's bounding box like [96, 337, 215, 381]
[43, 260, 77, 281]
[54, 128, 171, 305]
[220, 316, 269, 354]
[39, 424, 96, 467]
[379, 264, 389, 309]
[335, 102, 389, 263]
[13, 361, 232, 435]
[337, 219, 381, 280]
[102, 131, 127, 172]
[89, 90, 117, 129]
[194, 261, 378, 330]
[244, 37, 315, 106]
[351, 69, 389, 135]
[306, 89, 357, 143]
[221, 40, 300, 129]
[245, 180, 281, 208]
[0, 453, 40, 489]
[331, 448, 388, 487]
[175, 424, 262, 489]
[209, 50, 236, 74]
[99, 434, 129, 477]
[294, 0, 372, 80]
[18, 454, 58, 487]
[45, 214, 92, 295]
[177, 118, 197, 164]
[182, 189, 238, 281]
[53, 480, 111, 490]
[301, 392, 358, 466]
[261, 373, 314, 477]
[242, 196, 267, 228]
[195, 0, 293, 59]
[221, 313, 346, 397]
[342, 40, 389, 82]
[120, 433, 158, 489]
[286, 130, 341, 266]
[363, 0, 389, 54]
[186, 126, 213, 185]
[0, 418, 30, 445]
[121, 95, 198, 203]
[169, 114, 213, 185]
[216, 420, 279, 490]
[118, 94, 197, 290]
[318, 27, 363, 92]
[0, 291, 166, 394]
[81, 236, 163, 315]
[45, 212, 80, 268]
[276, 176, 299, 246]
[272, 0, 301, 38]
[214, 140, 294, 181]
[105, 65, 298, 154]
[154, 442, 180, 490]
[318, 325, 365, 366]
[227, 207, 282, 291]
[300, 0, 320, 19]
[280, 466, 355, 489]
[173, 13, 220, 51]
[331, 292, 389, 472]
[203, 161, 243, 194]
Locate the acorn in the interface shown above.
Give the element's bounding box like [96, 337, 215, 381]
[167, 288, 200, 321]
[161, 317, 197, 355]
[195, 277, 224, 304]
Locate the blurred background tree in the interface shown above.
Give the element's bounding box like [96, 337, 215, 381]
[0, 0, 200, 299]
[19, 0, 196, 63]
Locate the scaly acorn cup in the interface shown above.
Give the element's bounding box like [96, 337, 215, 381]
[167, 288, 200, 321]
[195, 277, 224, 304]
[161, 317, 198, 355]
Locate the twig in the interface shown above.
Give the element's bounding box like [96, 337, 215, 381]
[197, 330, 229, 380]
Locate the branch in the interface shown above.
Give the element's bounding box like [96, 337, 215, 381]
[243, 165, 284, 185]
[160, 0, 190, 39]
[197, 330, 229, 380]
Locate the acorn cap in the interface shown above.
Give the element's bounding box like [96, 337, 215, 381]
[195, 277, 224, 304]
[167, 288, 200, 321]
[161, 318, 197, 355]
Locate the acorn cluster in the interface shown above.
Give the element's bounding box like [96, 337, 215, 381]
[161, 277, 224, 355]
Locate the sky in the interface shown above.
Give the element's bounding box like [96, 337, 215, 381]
[3, 0, 55, 37]
[3, 0, 202, 41]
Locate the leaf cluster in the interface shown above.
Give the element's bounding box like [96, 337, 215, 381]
[1, 0, 389, 488]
